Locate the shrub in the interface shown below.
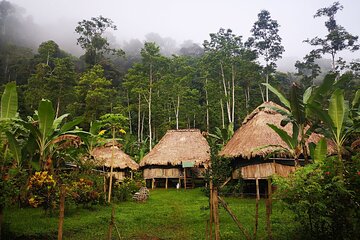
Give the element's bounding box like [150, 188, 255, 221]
[69, 178, 101, 208]
[27, 171, 57, 213]
[113, 178, 139, 202]
[274, 156, 360, 239]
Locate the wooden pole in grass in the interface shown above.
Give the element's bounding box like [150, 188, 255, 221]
[253, 178, 260, 239]
[107, 205, 115, 240]
[218, 196, 251, 240]
[165, 177, 168, 189]
[184, 168, 187, 190]
[213, 187, 220, 240]
[58, 185, 65, 240]
[266, 178, 273, 240]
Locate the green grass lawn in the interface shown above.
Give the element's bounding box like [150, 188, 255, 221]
[3, 188, 297, 240]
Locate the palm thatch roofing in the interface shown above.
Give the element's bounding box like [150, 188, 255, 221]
[91, 144, 139, 171]
[139, 129, 210, 167]
[219, 101, 336, 159]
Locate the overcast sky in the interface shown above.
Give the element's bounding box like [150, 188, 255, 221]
[8, 0, 360, 71]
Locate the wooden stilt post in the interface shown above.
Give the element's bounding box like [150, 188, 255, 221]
[213, 187, 220, 240]
[103, 175, 107, 202]
[130, 171, 133, 180]
[165, 178, 168, 189]
[256, 178, 260, 200]
[152, 178, 155, 189]
[266, 178, 273, 240]
[268, 178, 272, 213]
[254, 178, 260, 239]
[184, 168, 187, 190]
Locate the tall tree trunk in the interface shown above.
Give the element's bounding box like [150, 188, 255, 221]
[141, 113, 145, 143]
[175, 95, 180, 129]
[148, 64, 153, 151]
[205, 78, 209, 132]
[56, 97, 60, 119]
[259, 84, 265, 103]
[220, 62, 231, 123]
[137, 94, 141, 143]
[266, 72, 269, 102]
[231, 64, 235, 124]
[220, 99, 225, 129]
[127, 91, 132, 134]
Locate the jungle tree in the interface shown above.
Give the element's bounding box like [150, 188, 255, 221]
[304, 2, 359, 71]
[248, 10, 285, 102]
[75, 16, 124, 66]
[203, 28, 243, 128]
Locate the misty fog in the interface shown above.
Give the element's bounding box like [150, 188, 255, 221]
[2, 0, 360, 72]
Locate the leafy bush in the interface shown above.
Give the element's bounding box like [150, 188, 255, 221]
[27, 171, 57, 213]
[69, 178, 101, 208]
[274, 156, 360, 239]
[112, 178, 139, 202]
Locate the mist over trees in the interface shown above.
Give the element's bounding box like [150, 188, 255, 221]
[0, 0, 359, 152]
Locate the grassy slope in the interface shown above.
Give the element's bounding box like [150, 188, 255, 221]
[3, 189, 297, 240]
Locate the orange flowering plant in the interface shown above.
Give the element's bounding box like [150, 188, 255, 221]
[27, 171, 57, 212]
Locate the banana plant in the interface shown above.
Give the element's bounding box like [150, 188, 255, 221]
[308, 89, 360, 177]
[25, 99, 83, 170]
[262, 73, 340, 164]
[0, 82, 23, 167]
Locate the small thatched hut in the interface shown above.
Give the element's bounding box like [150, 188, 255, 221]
[219, 101, 335, 197]
[140, 129, 210, 189]
[91, 142, 139, 181]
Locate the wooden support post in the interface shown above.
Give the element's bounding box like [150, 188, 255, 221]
[57, 185, 65, 240]
[103, 175, 107, 202]
[131, 171, 133, 180]
[165, 178, 168, 189]
[152, 178, 155, 189]
[107, 206, 115, 240]
[254, 178, 260, 239]
[268, 178, 272, 214]
[266, 178, 273, 240]
[184, 168, 187, 190]
[213, 187, 220, 240]
[256, 178, 260, 200]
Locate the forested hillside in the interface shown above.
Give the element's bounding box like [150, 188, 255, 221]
[1, 0, 359, 154]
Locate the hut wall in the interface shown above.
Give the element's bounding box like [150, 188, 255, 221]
[143, 168, 181, 179]
[106, 171, 126, 181]
[232, 162, 296, 179]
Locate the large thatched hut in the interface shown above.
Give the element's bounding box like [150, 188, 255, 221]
[219, 101, 335, 197]
[91, 142, 139, 181]
[140, 129, 210, 189]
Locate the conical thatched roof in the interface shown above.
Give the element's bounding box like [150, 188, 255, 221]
[140, 129, 210, 167]
[220, 101, 335, 159]
[92, 145, 139, 170]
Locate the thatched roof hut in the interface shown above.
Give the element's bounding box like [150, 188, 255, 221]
[140, 129, 210, 167]
[220, 101, 335, 159]
[140, 129, 210, 189]
[92, 143, 139, 171]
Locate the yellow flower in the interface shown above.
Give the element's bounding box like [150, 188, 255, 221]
[98, 130, 106, 136]
[119, 129, 126, 134]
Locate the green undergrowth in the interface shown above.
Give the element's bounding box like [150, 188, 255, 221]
[3, 188, 297, 239]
